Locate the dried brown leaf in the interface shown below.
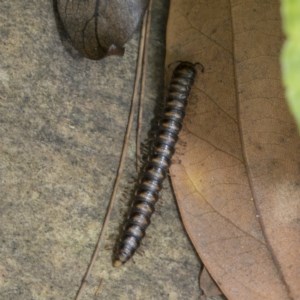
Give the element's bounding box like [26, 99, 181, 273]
[56, 0, 149, 59]
[200, 267, 223, 298]
[166, 0, 300, 299]
[233, 1, 300, 298]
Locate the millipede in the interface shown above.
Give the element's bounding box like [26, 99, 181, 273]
[114, 61, 201, 267]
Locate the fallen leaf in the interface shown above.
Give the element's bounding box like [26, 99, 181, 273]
[200, 267, 223, 299]
[234, 1, 300, 298]
[56, 0, 149, 59]
[166, 0, 300, 299]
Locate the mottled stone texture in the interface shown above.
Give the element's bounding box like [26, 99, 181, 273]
[0, 1, 202, 299]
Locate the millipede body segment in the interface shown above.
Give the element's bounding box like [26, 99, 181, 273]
[114, 61, 198, 267]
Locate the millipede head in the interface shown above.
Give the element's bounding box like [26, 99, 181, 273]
[168, 61, 204, 73]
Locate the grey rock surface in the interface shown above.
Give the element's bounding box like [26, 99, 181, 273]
[0, 1, 206, 299]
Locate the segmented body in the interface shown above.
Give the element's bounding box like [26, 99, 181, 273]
[114, 62, 198, 267]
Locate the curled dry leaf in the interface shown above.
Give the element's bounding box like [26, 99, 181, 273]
[200, 267, 223, 299]
[166, 0, 300, 299]
[56, 0, 149, 59]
